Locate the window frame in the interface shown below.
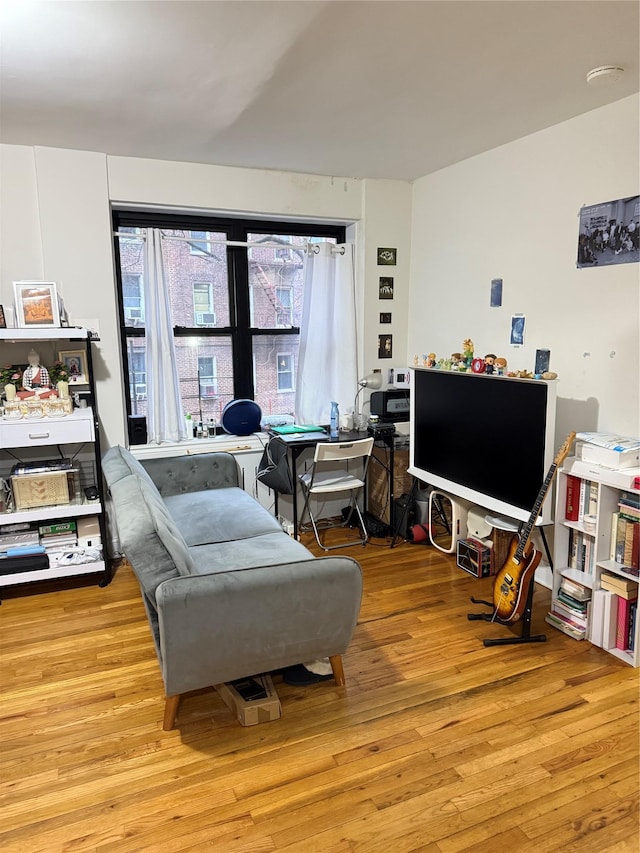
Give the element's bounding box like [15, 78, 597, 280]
[112, 210, 345, 419]
[276, 352, 294, 392]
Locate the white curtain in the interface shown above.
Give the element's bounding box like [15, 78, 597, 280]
[295, 243, 358, 425]
[143, 229, 187, 443]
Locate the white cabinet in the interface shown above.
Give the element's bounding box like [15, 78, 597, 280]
[550, 458, 639, 667]
[0, 329, 109, 593]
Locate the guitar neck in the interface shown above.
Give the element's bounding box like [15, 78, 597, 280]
[514, 463, 556, 560]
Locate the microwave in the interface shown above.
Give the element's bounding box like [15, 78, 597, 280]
[370, 390, 410, 422]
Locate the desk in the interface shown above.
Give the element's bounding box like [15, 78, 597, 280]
[271, 430, 367, 540]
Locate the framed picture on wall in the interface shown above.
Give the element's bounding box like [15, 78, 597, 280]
[377, 247, 397, 266]
[379, 277, 394, 299]
[0, 305, 6, 329]
[378, 334, 393, 359]
[58, 349, 87, 384]
[379, 312, 392, 324]
[13, 281, 60, 328]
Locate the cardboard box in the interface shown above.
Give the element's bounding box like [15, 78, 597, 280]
[579, 441, 640, 470]
[11, 471, 70, 510]
[214, 674, 281, 726]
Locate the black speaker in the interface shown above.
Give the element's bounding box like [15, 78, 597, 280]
[128, 415, 147, 446]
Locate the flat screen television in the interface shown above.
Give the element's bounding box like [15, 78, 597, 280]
[409, 368, 557, 524]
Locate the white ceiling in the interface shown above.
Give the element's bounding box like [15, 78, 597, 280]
[1, 1, 638, 181]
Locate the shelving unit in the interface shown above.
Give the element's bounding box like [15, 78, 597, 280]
[0, 328, 110, 593]
[550, 457, 639, 666]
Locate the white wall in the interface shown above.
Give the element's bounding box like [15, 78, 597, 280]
[408, 96, 640, 442]
[0, 145, 411, 447]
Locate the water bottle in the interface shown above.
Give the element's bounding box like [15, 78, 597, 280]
[330, 401, 339, 438]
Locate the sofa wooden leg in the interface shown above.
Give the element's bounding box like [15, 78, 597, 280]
[329, 655, 345, 686]
[163, 694, 180, 730]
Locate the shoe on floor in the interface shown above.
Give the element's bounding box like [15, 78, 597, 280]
[281, 664, 334, 686]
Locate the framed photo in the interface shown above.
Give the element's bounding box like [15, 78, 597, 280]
[58, 349, 87, 384]
[378, 334, 393, 359]
[379, 312, 392, 324]
[379, 277, 394, 299]
[13, 281, 60, 328]
[0, 305, 6, 329]
[377, 247, 397, 266]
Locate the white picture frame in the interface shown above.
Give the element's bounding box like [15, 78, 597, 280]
[13, 281, 61, 329]
[58, 349, 88, 384]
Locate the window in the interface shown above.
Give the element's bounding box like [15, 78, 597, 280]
[277, 353, 294, 391]
[193, 282, 215, 326]
[122, 274, 144, 326]
[275, 287, 293, 327]
[113, 212, 344, 420]
[198, 356, 218, 397]
[189, 230, 209, 255]
[275, 235, 292, 260]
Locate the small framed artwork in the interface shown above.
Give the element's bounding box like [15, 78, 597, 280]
[379, 277, 394, 299]
[379, 312, 392, 324]
[510, 314, 526, 346]
[13, 281, 60, 328]
[378, 334, 393, 359]
[377, 247, 397, 266]
[58, 349, 88, 384]
[0, 305, 6, 329]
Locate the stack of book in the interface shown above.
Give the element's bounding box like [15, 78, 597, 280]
[599, 572, 638, 653]
[38, 520, 78, 555]
[609, 492, 640, 571]
[546, 576, 591, 640]
[564, 474, 598, 523]
[0, 527, 49, 575]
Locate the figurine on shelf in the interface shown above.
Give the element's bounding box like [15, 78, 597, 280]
[427, 352, 436, 368]
[484, 353, 496, 375]
[495, 357, 508, 376]
[413, 354, 419, 367]
[451, 352, 464, 371]
[463, 338, 474, 368]
[18, 350, 55, 399]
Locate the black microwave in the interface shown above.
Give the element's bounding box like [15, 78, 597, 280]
[370, 390, 410, 422]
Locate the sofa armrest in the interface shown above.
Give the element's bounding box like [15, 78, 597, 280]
[155, 556, 363, 696]
[141, 452, 240, 497]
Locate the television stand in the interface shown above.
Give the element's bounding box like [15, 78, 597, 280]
[468, 577, 547, 645]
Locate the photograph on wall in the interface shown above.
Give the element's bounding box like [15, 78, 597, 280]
[378, 334, 393, 359]
[378, 277, 394, 299]
[510, 314, 526, 346]
[577, 195, 639, 268]
[13, 281, 60, 328]
[379, 312, 392, 324]
[377, 247, 397, 266]
[0, 305, 6, 329]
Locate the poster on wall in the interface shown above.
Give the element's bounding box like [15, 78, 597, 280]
[378, 334, 393, 359]
[577, 195, 639, 268]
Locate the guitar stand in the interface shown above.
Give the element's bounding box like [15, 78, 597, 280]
[467, 578, 547, 646]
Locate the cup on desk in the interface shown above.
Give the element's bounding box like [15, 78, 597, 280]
[340, 413, 354, 432]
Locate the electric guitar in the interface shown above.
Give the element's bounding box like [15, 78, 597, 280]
[492, 432, 576, 623]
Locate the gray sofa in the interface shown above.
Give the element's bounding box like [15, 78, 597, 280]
[102, 445, 363, 729]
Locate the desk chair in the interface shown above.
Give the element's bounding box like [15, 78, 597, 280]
[298, 437, 374, 551]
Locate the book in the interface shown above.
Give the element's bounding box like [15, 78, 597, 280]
[11, 458, 72, 476]
[38, 521, 77, 536]
[545, 611, 585, 640]
[623, 521, 637, 566]
[0, 531, 39, 548]
[578, 479, 587, 523]
[557, 588, 589, 610]
[565, 475, 580, 521]
[620, 491, 640, 509]
[628, 601, 637, 652]
[589, 588, 608, 647]
[588, 481, 598, 516]
[600, 571, 638, 595]
[552, 600, 588, 628]
[616, 596, 633, 650]
[610, 512, 620, 561]
[560, 576, 591, 600]
[601, 590, 618, 649]
[615, 516, 627, 563]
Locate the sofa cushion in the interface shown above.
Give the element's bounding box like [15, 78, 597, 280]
[103, 444, 157, 490]
[189, 531, 313, 574]
[107, 474, 194, 607]
[163, 486, 283, 546]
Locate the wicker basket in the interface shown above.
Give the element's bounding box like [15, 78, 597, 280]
[11, 471, 70, 510]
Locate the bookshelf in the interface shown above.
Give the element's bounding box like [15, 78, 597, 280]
[549, 457, 639, 667]
[0, 329, 110, 593]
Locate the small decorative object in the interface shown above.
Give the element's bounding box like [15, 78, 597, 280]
[1, 364, 21, 400]
[13, 281, 60, 328]
[380, 312, 392, 323]
[451, 352, 463, 370]
[20, 349, 52, 398]
[427, 353, 436, 368]
[2, 400, 22, 419]
[58, 350, 87, 384]
[510, 314, 525, 346]
[463, 338, 474, 367]
[377, 247, 397, 266]
[484, 353, 496, 374]
[413, 354, 419, 367]
[542, 371, 558, 380]
[495, 357, 508, 375]
[471, 357, 486, 374]
[378, 277, 394, 299]
[49, 359, 71, 397]
[26, 399, 45, 419]
[0, 305, 6, 328]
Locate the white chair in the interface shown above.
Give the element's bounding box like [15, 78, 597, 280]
[298, 437, 374, 551]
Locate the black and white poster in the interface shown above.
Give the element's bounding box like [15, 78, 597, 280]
[577, 195, 639, 268]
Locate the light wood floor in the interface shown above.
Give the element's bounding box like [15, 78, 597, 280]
[1, 531, 638, 853]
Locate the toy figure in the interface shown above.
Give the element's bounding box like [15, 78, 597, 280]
[484, 353, 496, 375]
[413, 354, 419, 367]
[451, 352, 463, 370]
[17, 349, 55, 399]
[495, 357, 507, 376]
[427, 352, 436, 368]
[463, 338, 474, 368]
[422, 354, 429, 367]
